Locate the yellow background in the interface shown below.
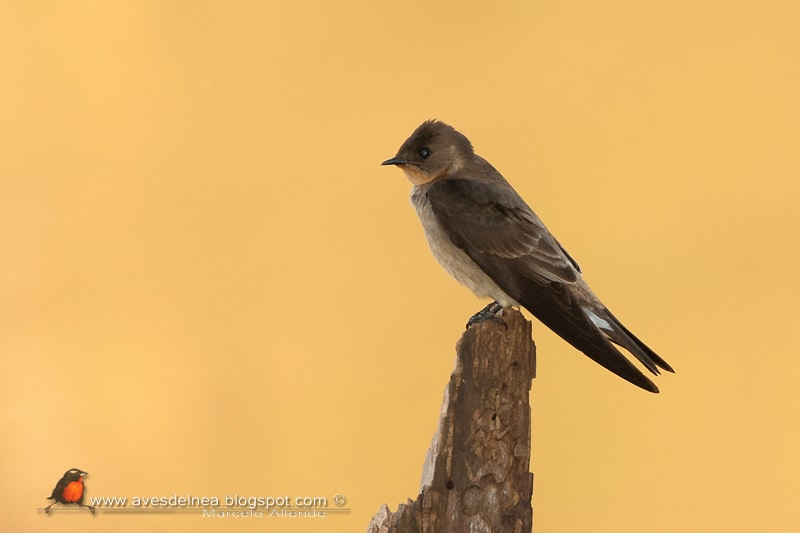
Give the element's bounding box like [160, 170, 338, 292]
[2, 1, 799, 532]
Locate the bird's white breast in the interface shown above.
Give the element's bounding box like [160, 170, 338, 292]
[411, 186, 518, 308]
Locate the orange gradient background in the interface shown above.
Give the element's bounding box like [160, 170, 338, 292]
[2, 2, 799, 532]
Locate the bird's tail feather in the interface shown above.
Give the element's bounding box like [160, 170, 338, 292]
[514, 282, 663, 392]
[603, 309, 674, 374]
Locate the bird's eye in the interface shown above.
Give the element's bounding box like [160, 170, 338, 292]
[419, 147, 431, 159]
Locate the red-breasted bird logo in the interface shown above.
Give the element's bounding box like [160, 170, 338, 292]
[42, 468, 95, 514]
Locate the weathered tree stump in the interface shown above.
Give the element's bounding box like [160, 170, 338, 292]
[368, 308, 536, 533]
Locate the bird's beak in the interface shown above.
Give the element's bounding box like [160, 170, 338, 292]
[381, 156, 408, 166]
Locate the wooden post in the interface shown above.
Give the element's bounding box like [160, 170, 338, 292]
[368, 308, 536, 533]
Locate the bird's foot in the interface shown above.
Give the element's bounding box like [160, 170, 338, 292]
[466, 301, 507, 329]
[84, 504, 96, 515]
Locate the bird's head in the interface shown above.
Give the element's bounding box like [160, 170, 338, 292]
[382, 120, 474, 185]
[65, 468, 88, 481]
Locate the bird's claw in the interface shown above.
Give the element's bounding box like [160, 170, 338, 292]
[466, 302, 507, 329]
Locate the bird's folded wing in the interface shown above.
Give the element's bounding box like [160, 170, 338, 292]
[426, 176, 660, 392]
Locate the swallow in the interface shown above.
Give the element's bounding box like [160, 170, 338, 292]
[382, 120, 674, 392]
[42, 468, 95, 514]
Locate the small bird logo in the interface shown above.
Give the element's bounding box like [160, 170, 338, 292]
[42, 468, 95, 514]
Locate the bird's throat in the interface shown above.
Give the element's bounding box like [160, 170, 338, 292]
[401, 165, 435, 186]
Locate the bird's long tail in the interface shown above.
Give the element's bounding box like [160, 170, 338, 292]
[514, 277, 673, 392]
[599, 308, 674, 374]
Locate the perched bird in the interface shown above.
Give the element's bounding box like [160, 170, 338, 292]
[43, 468, 95, 514]
[382, 120, 673, 392]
